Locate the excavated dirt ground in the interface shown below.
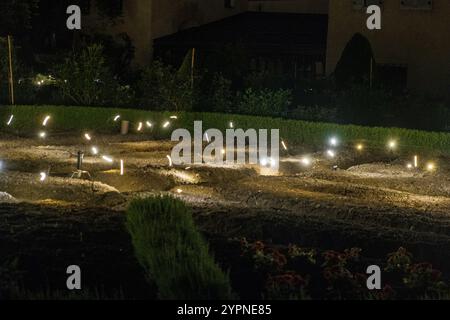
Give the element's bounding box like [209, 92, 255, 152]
[0, 132, 449, 298]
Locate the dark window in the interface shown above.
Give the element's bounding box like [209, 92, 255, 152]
[400, 0, 433, 10]
[353, 0, 383, 10]
[225, 0, 236, 9]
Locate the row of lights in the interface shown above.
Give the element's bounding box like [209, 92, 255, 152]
[4, 113, 179, 182]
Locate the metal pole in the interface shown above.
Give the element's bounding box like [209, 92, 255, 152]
[191, 48, 195, 89]
[7, 35, 15, 105]
[77, 151, 84, 170]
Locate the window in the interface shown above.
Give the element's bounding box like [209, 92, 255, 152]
[225, 0, 236, 9]
[400, 0, 433, 10]
[353, 0, 383, 10]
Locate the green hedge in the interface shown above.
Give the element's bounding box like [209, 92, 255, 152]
[126, 196, 234, 300]
[1, 105, 450, 154]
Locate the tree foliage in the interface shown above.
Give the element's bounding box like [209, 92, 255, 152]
[0, 0, 39, 36]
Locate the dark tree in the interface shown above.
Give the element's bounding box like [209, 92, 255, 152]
[334, 33, 375, 88]
[0, 0, 39, 36]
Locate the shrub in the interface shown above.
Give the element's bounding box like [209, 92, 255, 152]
[137, 60, 193, 111]
[126, 196, 233, 300]
[237, 88, 292, 117]
[334, 33, 375, 88]
[55, 44, 130, 106]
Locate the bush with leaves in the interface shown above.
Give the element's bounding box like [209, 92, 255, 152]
[126, 196, 234, 300]
[137, 60, 193, 111]
[237, 88, 292, 117]
[55, 44, 131, 106]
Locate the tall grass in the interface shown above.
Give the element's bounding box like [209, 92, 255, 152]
[126, 196, 234, 300]
[2, 105, 450, 154]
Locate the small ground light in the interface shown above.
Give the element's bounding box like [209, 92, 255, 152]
[229, 121, 234, 128]
[137, 122, 143, 131]
[176, 188, 183, 194]
[146, 121, 152, 128]
[166, 155, 173, 167]
[406, 163, 413, 169]
[42, 115, 51, 126]
[91, 146, 98, 155]
[301, 157, 311, 166]
[281, 140, 288, 150]
[120, 160, 124, 176]
[39, 131, 46, 138]
[102, 155, 113, 163]
[414, 155, 418, 168]
[327, 150, 336, 158]
[221, 149, 226, 155]
[113, 115, 121, 121]
[6, 115, 13, 126]
[388, 140, 397, 150]
[170, 115, 178, 119]
[426, 163, 435, 172]
[84, 133, 92, 141]
[260, 158, 268, 166]
[163, 121, 170, 128]
[39, 172, 47, 181]
[269, 158, 277, 168]
[356, 144, 364, 151]
[329, 137, 338, 146]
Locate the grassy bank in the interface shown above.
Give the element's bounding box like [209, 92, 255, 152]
[126, 196, 233, 300]
[2, 105, 450, 154]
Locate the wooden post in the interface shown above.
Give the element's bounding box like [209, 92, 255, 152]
[7, 35, 15, 105]
[191, 48, 196, 89]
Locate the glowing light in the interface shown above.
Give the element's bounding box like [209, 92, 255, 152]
[229, 121, 234, 128]
[388, 140, 397, 150]
[281, 140, 288, 151]
[166, 155, 173, 167]
[137, 122, 143, 131]
[6, 115, 13, 126]
[120, 159, 124, 176]
[406, 163, 413, 169]
[269, 158, 277, 168]
[356, 144, 364, 151]
[39, 131, 46, 138]
[146, 121, 152, 128]
[176, 188, 183, 194]
[329, 137, 338, 146]
[260, 158, 268, 166]
[102, 155, 113, 163]
[170, 115, 178, 119]
[426, 163, 435, 172]
[301, 157, 311, 166]
[163, 121, 170, 128]
[113, 115, 121, 122]
[414, 155, 418, 168]
[221, 149, 226, 155]
[84, 133, 92, 141]
[91, 146, 99, 155]
[39, 172, 47, 181]
[327, 150, 336, 158]
[42, 115, 51, 126]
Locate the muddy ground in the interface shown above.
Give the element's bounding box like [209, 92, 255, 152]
[0, 132, 449, 298]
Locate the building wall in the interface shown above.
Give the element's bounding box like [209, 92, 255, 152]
[326, 1, 450, 96]
[152, 0, 248, 39]
[248, 0, 329, 14]
[85, 0, 248, 65]
[85, 0, 153, 65]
